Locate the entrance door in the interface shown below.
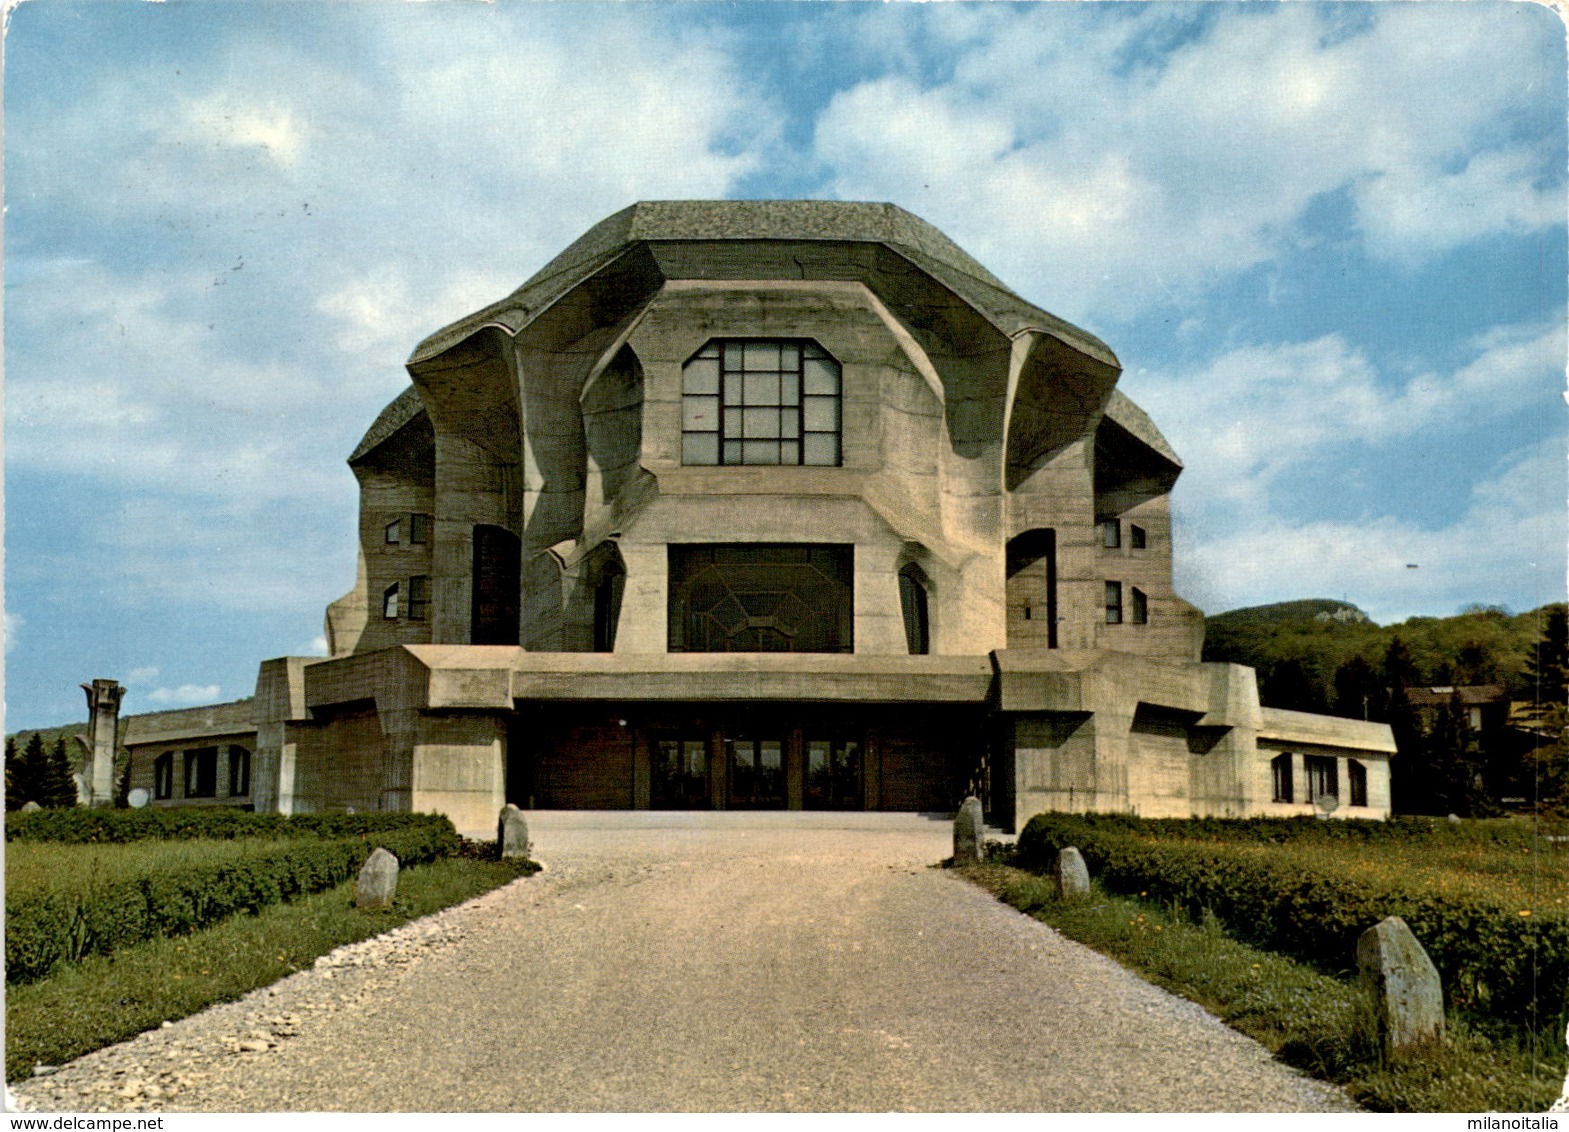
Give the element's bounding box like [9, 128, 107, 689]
[651, 738, 710, 809]
[804, 738, 863, 810]
[728, 736, 786, 808]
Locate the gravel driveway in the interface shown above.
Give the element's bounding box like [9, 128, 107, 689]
[11, 811, 1356, 1112]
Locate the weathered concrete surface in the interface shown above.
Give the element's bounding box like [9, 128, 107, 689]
[12, 813, 1355, 1113]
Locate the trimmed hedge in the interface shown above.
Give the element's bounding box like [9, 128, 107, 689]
[1016, 813, 1568, 1050]
[6, 817, 460, 984]
[5, 807, 458, 844]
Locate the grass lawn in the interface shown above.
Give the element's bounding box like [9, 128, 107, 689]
[968, 862, 1566, 1113]
[6, 856, 533, 1082]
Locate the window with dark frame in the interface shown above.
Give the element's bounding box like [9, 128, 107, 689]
[1105, 581, 1123, 624]
[1130, 587, 1148, 625]
[229, 746, 251, 797]
[383, 583, 399, 620]
[385, 519, 401, 545]
[682, 340, 841, 466]
[410, 513, 432, 544]
[1349, 759, 1368, 807]
[898, 564, 930, 655]
[407, 575, 430, 621]
[184, 747, 217, 798]
[1305, 755, 1339, 803]
[1130, 524, 1147, 549]
[805, 738, 864, 810]
[1271, 753, 1294, 803]
[1102, 519, 1121, 548]
[154, 752, 174, 800]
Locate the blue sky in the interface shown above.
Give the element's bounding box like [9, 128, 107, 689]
[5, 1, 1566, 729]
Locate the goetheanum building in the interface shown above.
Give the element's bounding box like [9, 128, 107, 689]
[131, 201, 1397, 832]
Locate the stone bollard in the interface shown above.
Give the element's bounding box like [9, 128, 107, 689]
[354, 847, 399, 910]
[1356, 915, 1445, 1056]
[1054, 846, 1091, 900]
[953, 796, 985, 866]
[498, 803, 530, 859]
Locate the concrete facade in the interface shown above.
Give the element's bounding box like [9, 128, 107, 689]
[127, 201, 1395, 831]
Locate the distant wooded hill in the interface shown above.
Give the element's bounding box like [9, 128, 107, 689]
[1203, 599, 1560, 713]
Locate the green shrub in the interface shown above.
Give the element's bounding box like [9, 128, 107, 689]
[1016, 813, 1569, 1054]
[4, 807, 459, 845]
[5, 817, 459, 984]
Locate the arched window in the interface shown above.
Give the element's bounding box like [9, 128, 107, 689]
[682, 340, 841, 466]
[898, 564, 930, 655]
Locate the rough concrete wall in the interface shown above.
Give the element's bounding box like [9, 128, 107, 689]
[408, 712, 506, 834]
[409, 329, 522, 645]
[1013, 712, 1106, 817]
[351, 466, 437, 653]
[1256, 741, 1393, 820]
[125, 734, 253, 808]
[291, 706, 387, 813]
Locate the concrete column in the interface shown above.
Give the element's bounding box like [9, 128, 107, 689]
[410, 712, 507, 836]
[252, 658, 312, 814]
[79, 679, 124, 807]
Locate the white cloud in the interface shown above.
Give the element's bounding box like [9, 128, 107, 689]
[1126, 320, 1565, 509]
[1177, 437, 1567, 624]
[127, 666, 161, 686]
[146, 684, 223, 706]
[4, 613, 21, 656]
[814, 4, 1563, 321]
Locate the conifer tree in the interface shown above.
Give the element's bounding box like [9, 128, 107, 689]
[115, 753, 132, 808]
[4, 735, 17, 810]
[14, 733, 46, 809]
[41, 736, 79, 808]
[1526, 607, 1568, 708]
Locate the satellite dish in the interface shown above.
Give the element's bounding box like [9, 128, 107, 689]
[1314, 793, 1339, 820]
[127, 788, 150, 809]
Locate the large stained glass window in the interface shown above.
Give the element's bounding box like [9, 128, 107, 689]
[681, 340, 841, 467]
[667, 544, 853, 654]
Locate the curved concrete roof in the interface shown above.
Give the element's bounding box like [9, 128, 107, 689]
[1103, 389, 1181, 468]
[408, 200, 1115, 369]
[349, 385, 426, 464]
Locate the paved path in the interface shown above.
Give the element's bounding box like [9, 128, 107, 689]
[13, 812, 1355, 1112]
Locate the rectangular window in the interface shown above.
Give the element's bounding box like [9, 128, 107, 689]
[229, 746, 251, 797]
[683, 340, 841, 466]
[410, 513, 432, 544]
[184, 747, 217, 798]
[408, 575, 430, 621]
[1305, 755, 1339, 803]
[1105, 581, 1123, 624]
[383, 583, 399, 620]
[1130, 524, 1147, 549]
[1349, 759, 1368, 807]
[154, 752, 174, 800]
[1271, 753, 1294, 803]
[1130, 587, 1148, 625]
[1102, 519, 1121, 548]
[385, 519, 400, 545]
